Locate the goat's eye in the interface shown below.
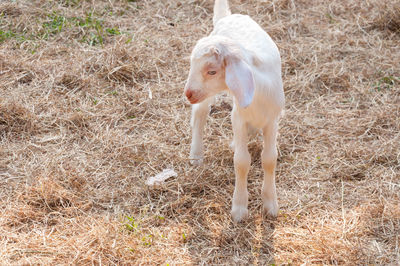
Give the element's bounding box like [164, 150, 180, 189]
[207, 71, 217, 75]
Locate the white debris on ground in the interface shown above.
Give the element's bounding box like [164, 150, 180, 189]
[146, 168, 177, 186]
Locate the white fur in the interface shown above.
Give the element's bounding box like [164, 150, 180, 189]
[184, 0, 284, 222]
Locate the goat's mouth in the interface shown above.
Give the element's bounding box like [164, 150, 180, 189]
[188, 98, 200, 104]
[187, 93, 206, 104]
[189, 95, 207, 104]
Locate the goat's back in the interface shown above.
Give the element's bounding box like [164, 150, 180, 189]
[212, 14, 281, 72]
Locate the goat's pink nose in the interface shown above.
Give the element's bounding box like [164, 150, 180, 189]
[185, 89, 193, 100]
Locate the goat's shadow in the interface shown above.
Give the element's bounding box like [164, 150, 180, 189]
[187, 200, 276, 264]
[186, 141, 276, 264]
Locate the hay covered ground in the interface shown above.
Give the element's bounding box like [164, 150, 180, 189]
[0, 0, 399, 264]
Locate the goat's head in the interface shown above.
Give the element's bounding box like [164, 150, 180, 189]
[184, 36, 255, 108]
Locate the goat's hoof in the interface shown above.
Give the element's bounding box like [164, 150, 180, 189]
[190, 157, 203, 166]
[189, 149, 204, 166]
[263, 199, 278, 217]
[231, 205, 248, 222]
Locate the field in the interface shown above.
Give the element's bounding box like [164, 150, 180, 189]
[0, 0, 399, 264]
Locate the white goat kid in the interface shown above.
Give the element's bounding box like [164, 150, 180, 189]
[184, 0, 285, 222]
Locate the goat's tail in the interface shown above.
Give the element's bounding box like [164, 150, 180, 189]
[213, 0, 231, 26]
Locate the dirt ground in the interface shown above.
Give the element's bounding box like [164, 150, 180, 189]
[0, 0, 399, 264]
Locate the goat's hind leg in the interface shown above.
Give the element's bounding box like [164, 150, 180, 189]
[261, 120, 279, 217]
[189, 97, 213, 166]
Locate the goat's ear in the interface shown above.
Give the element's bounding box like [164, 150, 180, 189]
[225, 59, 255, 108]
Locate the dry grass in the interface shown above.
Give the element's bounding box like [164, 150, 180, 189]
[0, 0, 399, 264]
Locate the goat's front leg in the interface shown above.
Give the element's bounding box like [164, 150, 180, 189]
[231, 109, 251, 222]
[189, 97, 213, 166]
[261, 120, 279, 217]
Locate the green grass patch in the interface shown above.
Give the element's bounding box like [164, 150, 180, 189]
[106, 27, 121, 35]
[124, 215, 139, 232]
[2, 9, 127, 47]
[374, 75, 399, 91]
[0, 30, 16, 43]
[43, 13, 67, 35]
